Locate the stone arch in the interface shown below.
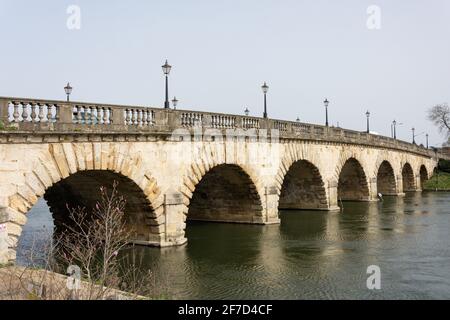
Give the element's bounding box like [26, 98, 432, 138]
[419, 165, 429, 190]
[183, 164, 264, 224]
[402, 162, 416, 192]
[4, 143, 164, 263]
[43, 170, 156, 242]
[179, 140, 269, 216]
[376, 160, 397, 195]
[278, 160, 328, 210]
[336, 157, 370, 201]
[275, 142, 333, 210]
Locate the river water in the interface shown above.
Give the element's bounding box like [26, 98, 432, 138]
[17, 192, 450, 300]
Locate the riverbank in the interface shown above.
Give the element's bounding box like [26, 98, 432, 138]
[0, 265, 148, 300]
[424, 171, 450, 191]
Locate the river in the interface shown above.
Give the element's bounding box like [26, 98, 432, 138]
[17, 192, 450, 300]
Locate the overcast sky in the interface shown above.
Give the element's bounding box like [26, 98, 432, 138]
[0, 0, 449, 145]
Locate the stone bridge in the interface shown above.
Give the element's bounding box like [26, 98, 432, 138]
[0, 96, 446, 264]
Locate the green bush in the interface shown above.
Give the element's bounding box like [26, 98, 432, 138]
[438, 160, 450, 173]
[424, 171, 450, 191]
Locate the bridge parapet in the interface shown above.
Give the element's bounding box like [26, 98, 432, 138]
[1, 96, 448, 160]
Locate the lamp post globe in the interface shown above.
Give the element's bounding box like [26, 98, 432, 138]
[172, 97, 178, 109]
[64, 83, 73, 102]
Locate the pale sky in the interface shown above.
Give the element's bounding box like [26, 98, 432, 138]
[0, 0, 449, 146]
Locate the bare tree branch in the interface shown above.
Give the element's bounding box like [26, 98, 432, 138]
[428, 103, 450, 136]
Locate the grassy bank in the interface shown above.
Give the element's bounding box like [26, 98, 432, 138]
[424, 171, 450, 191]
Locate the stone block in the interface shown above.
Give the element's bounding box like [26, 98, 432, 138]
[0, 207, 27, 226]
[164, 192, 183, 205]
[6, 222, 22, 238]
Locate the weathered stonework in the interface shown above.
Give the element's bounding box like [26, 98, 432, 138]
[0, 96, 444, 264]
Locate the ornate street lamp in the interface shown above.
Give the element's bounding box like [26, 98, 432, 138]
[64, 83, 73, 102]
[324, 99, 329, 127]
[162, 60, 172, 109]
[412, 127, 416, 144]
[262, 82, 269, 119]
[172, 97, 178, 109]
[366, 110, 371, 133]
[244, 107, 250, 116]
[392, 120, 400, 139]
[296, 117, 300, 122]
[426, 133, 429, 149]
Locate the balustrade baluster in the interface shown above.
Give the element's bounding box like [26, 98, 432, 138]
[77, 106, 83, 124]
[150, 111, 155, 125]
[149, 110, 155, 126]
[97, 107, 105, 124]
[125, 109, 131, 125]
[54, 105, 59, 122]
[21, 103, 29, 122]
[131, 109, 136, 125]
[85, 106, 91, 124]
[92, 106, 98, 124]
[137, 110, 143, 126]
[38, 104, 45, 122]
[93, 106, 98, 124]
[12, 102, 20, 122]
[46, 104, 53, 122]
[146, 110, 151, 126]
[91, 106, 96, 124]
[141, 110, 146, 126]
[30, 103, 37, 122]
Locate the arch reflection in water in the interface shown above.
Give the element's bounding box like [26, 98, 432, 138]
[17, 193, 450, 299]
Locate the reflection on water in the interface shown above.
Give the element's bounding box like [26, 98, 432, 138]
[17, 192, 450, 300]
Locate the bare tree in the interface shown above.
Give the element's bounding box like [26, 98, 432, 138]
[54, 182, 131, 299]
[428, 104, 450, 138]
[1, 182, 170, 300]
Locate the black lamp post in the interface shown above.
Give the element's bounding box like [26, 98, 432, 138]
[162, 60, 172, 109]
[262, 82, 269, 118]
[412, 127, 416, 144]
[296, 117, 300, 122]
[426, 134, 429, 149]
[366, 110, 371, 133]
[392, 120, 398, 139]
[244, 107, 250, 116]
[64, 83, 73, 102]
[324, 99, 329, 127]
[172, 97, 178, 110]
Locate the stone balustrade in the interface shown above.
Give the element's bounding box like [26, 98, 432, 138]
[0, 96, 447, 160]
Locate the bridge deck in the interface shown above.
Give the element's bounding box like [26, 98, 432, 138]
[0, 96, 447, 160]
